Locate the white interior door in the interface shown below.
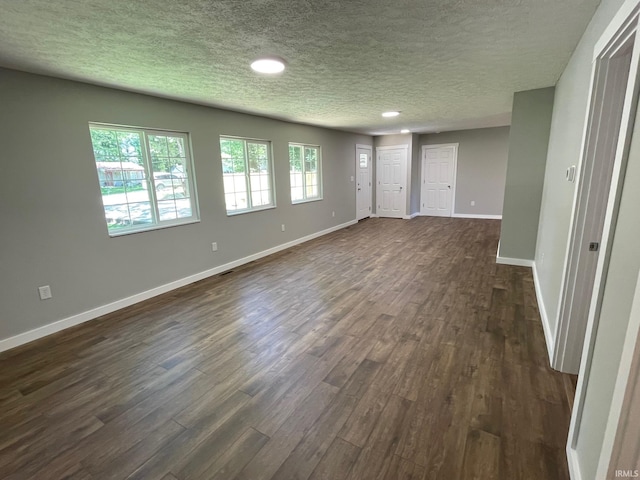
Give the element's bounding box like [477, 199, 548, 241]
[356, 144, 372, 220]
[421, 144, 457, 217]
[376, 146, 407, 218]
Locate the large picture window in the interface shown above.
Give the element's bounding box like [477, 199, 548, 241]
[220, 137, 274, 214]
[89, 124, 198, 235]
[289, 143, 322, 203]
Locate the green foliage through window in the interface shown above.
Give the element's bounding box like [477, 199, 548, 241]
[89, 124, 198, 235]
[289, 143, 322, 203]
[220, 137, 274, 213]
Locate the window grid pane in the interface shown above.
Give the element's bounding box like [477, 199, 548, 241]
[289, 143, 321, 203]
[220, 137, 273, 214]
[90, 126, 198, 234]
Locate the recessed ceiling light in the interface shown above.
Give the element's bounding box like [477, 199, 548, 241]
[400, 129, 410, 134]
[382, 111, 400, 117]
[251, 57, 286, 74]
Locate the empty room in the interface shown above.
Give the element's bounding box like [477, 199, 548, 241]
[1, 0, 640, 479]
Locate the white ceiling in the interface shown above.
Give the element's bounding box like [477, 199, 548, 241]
[0, 0, 600, 135]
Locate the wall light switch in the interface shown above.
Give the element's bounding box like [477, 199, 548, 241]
[38, 285, 52, 300]
[211, 242, 218, 252]
[470, 200, 475, 206]
[281, 224, 286, 232]
[350, 176, 354, 182]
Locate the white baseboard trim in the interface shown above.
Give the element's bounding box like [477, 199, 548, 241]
[567, 446, 582, 480]
[370, 214, 379, 218]
[0, 219, 358, 353]
[403, 212, 420, 219]
[496, 256, 534, 267]
[451, 213, 503, 219]
[533, 262, 555, 365]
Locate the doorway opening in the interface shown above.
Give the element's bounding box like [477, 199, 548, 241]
[555, 15, 639, 376]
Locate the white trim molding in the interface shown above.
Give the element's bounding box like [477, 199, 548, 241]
[403, 212, 420, 219]
[567, 446, 583, 480]
[533, 262, 555, 365]
[496, 256, 534, 267]
[0, 219, 358, 353]
[451, 213, 502, 220]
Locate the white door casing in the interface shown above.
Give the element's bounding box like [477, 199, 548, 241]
[356, 144, 372, 220]
[554, 44, 634, 375]
[421, 144, 457, 217]
[376, 145, 408, 218]
[565, 2, 640, 478]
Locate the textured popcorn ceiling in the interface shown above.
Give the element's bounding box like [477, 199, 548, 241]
[0, 0, 600, 134]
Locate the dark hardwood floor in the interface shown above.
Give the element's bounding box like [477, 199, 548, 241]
[0, 217, 574, 479]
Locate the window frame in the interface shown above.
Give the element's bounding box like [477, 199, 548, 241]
[219, 135, 276, 216]
[89, 123, 200, 236]
[288, 142, 323, 204]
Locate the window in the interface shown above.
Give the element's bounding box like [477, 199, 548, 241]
[219, 137, 274, 214]
[289, 143, 322, 203]
[89, 124, 198, 235]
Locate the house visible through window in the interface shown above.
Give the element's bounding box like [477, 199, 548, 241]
[219, 137, 274, 214]
[89, 124, 198, 235]
[289, 143, 322, 203]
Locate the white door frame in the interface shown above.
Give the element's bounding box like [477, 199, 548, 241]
[420, 143, 458, 217]
[554, 19, 638, 375]
[375, 145, 408, 218]
[355, 144, 373, 220]
[566, 1, 640, 477]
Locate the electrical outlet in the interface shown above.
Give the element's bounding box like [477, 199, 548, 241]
[211, 242, 218, 252]
[38, 285, 52, 300]
[350, 176, 354, 182]
[332, 211, 335, 217]
[470, 200, 475, 206]
[281, 224, 285, 232]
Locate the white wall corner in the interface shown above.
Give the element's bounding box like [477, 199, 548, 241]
[0, 219, 358, 353]
[533, 261, 555, 366]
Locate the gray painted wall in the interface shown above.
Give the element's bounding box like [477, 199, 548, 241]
[0, 68, 371, 342]
[535, 0, 626, 336]
[411, 133, 421, 215]
[530, 0, 633, 478]
[499, 87, 555, 260]
[420, 127, 510, 216]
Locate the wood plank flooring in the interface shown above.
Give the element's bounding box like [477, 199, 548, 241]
[0, 217, 575, 479]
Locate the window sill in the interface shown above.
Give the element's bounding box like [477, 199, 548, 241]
[292, 197, 323, 205]
[226, 205, 276, 217]
[108, 218, 200, 237]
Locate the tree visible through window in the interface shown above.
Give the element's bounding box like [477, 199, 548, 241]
[89, 124, 198, 235]
[219, 137, 274, 214]
[289, 143, 322, 203]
